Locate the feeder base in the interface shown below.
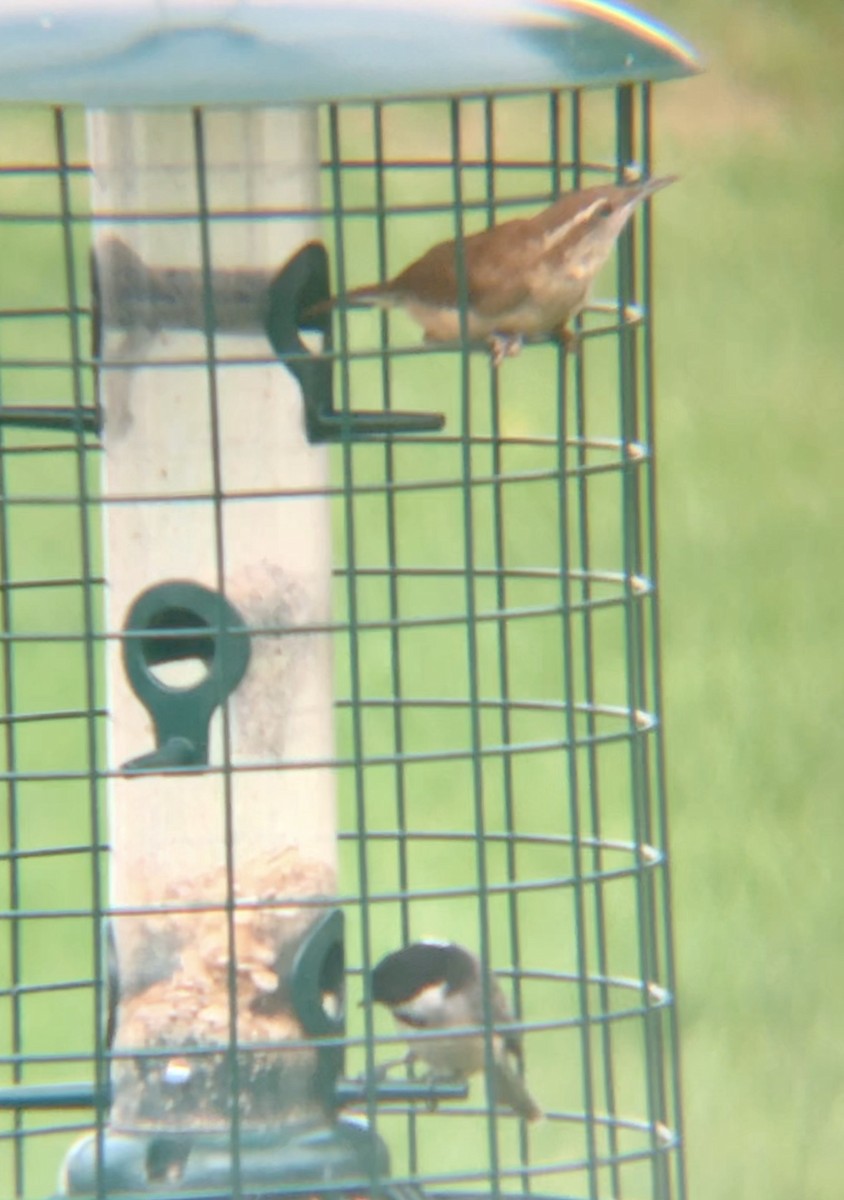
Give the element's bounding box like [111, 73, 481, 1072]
[60, 1115, 389, 1197]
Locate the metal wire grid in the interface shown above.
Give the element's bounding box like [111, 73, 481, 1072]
[0, 87, 685, 1200]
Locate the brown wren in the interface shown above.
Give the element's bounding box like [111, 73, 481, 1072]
[313, 175, 676, 365]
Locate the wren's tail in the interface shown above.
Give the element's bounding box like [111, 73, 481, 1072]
[304, 284, 394, 320]
[493, 1059, 543, 1122]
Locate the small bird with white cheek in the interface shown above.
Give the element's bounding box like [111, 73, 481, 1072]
[313, 176, 676, 365]
[370, 939, 542, 1121]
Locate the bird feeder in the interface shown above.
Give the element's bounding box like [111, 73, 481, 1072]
[0, 4, 699, 1200]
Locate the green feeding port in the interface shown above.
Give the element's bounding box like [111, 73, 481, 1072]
[0, 4, 699, 1200]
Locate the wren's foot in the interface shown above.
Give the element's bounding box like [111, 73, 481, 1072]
[558, 325, 581, 354]
[417, 1066, 465, 1112]
[488, 333, 524, 367]
[372, 1054, 413, 1082]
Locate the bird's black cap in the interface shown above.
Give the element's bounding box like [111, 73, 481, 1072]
[371, 940, 477, 1005]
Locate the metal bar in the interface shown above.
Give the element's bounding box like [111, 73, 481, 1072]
[614, 83, 674, 1200]
[569, 85, 625, 1195]
[484, 88, 532, 1189]
[0, 1082, 110, 1110]
[448, 94, 504, 1197]
[191, 105, 245, 1200]
[640, 78, 688, 1200]
[327, 99, 383, 1190]
[370, 96, 421, 1173]
[55, 100, 111, 1200]
[555, 88, 599, 1199]
[0, 405, 99, 432]
[0, 215, 25, 1200]
[0, 988, 668, 1066]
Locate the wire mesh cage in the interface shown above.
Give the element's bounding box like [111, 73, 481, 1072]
[0, 4, 699, 1200]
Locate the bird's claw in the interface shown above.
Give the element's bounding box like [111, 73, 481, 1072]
[418, 1068, 461, 1112]
[367, 1057, 444, 1112]
[558, 326, 581, 354]
[370, 1054, 411, 1082]
[488, 333, 524, 367]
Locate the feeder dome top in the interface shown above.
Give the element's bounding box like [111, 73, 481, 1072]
[0, 0, 700, 107]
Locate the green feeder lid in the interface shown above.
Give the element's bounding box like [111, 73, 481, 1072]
[0, 0, 700, 107]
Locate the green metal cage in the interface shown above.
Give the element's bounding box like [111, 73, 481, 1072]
[0, 4, 698, 1200]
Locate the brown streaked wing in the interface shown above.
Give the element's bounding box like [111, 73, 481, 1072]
[385, 238, 463, 308]
[359, 185, 628, 311]
[462, 218, 545, 318]
[385, 216, 543, 317]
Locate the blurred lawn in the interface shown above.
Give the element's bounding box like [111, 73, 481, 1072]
[641, 2, 844, 1199]
[1, 2, 843, 1199]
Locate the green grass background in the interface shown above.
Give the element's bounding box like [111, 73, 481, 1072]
[641, 1, 844, 1198]
[1, 1, 843, 1198]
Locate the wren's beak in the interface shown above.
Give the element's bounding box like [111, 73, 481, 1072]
[636, 173, 679, 198]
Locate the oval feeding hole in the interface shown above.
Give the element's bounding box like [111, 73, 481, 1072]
[142, 605, 214, 690]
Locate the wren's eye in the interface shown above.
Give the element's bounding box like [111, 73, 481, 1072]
[596, 200, 614, 218]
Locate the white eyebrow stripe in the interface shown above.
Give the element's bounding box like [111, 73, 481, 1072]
[542, 198, 609, 251]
